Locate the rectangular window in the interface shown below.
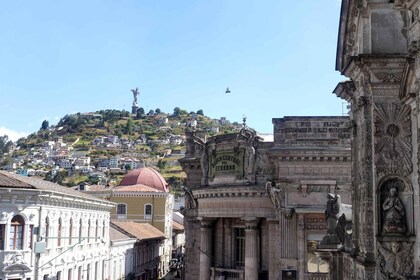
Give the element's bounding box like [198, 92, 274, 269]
[117, 204, 127, 219]
[307, 238, 329, 273]
[144, 204, 152, 220]
[68, 268, 72, 280]
[234, 227, 245, 268]
[78, 266, 82, 280]
[0, 224, 4, 250]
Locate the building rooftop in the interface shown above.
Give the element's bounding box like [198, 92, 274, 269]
[0, 171, 114, 206]
[111, 220, 165, 241]
[119, 167, 168, 192]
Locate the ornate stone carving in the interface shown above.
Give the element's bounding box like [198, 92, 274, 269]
[0, 212, 9, 221]
[378, 241, 413, 279]
[193, 135, 209, 186]
[265, 181, 281, 209]
[183, 187, 197, 210]
[408, 40, 420, 58]
[374, 103, 412, 176]
[381, 179, 407, 235]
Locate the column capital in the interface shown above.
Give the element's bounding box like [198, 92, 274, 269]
[242, 217, 260, 230]
[197, 217, 215, 228]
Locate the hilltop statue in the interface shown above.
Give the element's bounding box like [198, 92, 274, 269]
[131, 88, 140, 105]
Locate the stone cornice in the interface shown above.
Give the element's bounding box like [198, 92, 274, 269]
[193, 186, 266, 200]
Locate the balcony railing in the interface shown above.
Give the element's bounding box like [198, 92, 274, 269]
[306, 273, 329, 280]
[210, 267, 244, 280]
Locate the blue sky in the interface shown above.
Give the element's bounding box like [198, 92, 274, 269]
[0, 0, 345, 141]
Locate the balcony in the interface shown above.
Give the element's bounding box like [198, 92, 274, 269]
[306, 273, 329, 280]
[210, 267, 244, 280]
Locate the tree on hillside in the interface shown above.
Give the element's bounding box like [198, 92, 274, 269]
[0, 135, 13, 154]
[157, 159, 167, 171]
[148, 110, 155, 116]
[173, 107, 181, 116]
[41, 120, 49, 130]
[155, 108, 161, 114]
[197, 109, 204, 115]
[124, 118, 134, 134]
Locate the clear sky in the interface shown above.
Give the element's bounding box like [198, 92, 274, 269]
[0, 0, 345, 141]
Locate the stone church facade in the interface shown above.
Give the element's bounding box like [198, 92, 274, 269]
[329, 0, 420, 279]
[179, 116, 351, 280]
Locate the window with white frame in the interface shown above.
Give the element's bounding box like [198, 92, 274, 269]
[307, 234, 329, 273]
[9, 215, 24, 250]
[117, 204, 127, 219]
[144, 204, 152, 220]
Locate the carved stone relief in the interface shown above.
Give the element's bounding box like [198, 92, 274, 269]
[374, 103, 412, 177]
[380, 178, 408, 235]
[378, 241, 413, 279]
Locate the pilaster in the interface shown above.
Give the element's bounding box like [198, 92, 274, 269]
[198, 217, 214, 280]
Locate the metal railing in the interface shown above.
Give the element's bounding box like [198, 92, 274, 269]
[210, 267, 244, 280]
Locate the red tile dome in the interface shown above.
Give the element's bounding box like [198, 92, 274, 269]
[119, 167, 168, 192]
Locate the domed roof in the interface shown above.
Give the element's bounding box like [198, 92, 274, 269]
[119, 167, 168, 192]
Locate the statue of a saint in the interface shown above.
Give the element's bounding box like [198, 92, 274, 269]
[131, 88, 140, 104]
[382, 187, 406, 234]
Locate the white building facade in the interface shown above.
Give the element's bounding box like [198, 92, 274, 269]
[0, 171, 115, 280]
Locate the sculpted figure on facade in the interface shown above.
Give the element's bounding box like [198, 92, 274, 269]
[183, 186, 197, 210]
[325, 193, 341, 234]
[193, 135, 209, 185]
[265, 181, 281, 209]
[240, 127, 260, 179]
[378, 241, 413, 279]
[382, 187, 406, 234]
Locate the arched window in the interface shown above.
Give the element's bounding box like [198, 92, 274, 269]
[9, 215, 24, 250]
[79, 219, 83, 243]
[69, 219, 73, 245]
[117, 204, 127, 219]
[144, 204, 152, 220]
[57, 218, 62, 247]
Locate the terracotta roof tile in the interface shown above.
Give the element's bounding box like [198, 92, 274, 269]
[172, 221, 184, 231]
[110, 220, 165, 241]
[114, 184, 161, 193]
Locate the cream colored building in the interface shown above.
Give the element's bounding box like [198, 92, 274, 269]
[83, 167, 174, 277]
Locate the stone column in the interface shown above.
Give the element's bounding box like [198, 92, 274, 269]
[244, 218, 259, 280]
[198, 217, 213, 280]
[296, 214, 305, 279]
[267, 218, 279, 280]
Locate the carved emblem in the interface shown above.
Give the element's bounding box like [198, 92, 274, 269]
[378, 241, 413, 279]
[374, 103, 412, 176]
